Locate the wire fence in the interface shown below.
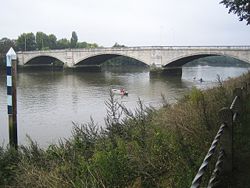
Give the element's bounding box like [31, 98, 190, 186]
[190, 83, 248, 188]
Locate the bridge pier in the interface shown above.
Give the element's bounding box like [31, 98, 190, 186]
[162, 67, 182, 76]
[74, 65, 102, 72]
[150, 67, 182, 77]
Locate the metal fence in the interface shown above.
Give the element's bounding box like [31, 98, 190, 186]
[190, 83, 248, 188]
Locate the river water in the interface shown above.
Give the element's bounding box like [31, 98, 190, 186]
[0, 65, 249, 147]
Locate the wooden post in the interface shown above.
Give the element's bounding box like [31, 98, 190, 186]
[247, 82, 250, 95]
[232, 88, 243, 115]
[6, 48, 18, 149]
[240, 82, 247, 101]
[218, 107, 233, 187]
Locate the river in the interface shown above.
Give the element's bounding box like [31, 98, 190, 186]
[0, 65, 249, 147]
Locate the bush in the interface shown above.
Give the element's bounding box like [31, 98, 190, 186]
[0, 146, 19, 186]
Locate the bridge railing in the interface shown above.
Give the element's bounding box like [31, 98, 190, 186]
[17, 45, 250, 54]
[134, 46, 250, 50]
[190, 83, 248, 188]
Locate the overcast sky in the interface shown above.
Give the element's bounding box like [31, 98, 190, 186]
[1, 0, 250, 47]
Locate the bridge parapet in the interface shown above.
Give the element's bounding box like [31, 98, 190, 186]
[16, 46, 250, 68]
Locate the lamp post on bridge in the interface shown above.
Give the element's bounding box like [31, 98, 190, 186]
[24, 34, 26, 51]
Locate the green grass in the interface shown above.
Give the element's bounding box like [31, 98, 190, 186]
[232, 95, 250, 187]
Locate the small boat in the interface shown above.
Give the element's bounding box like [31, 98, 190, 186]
[193, 77, 204, 83]
[111, 88, 128, 96]
[198, 78, 204, 82]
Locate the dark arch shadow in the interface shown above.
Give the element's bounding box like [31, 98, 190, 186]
[164, 54, 250, 68]
[159, 54, 250, 77]
[76, 54, 121, 66]
[25, 56, 64, 66]
[164, 54, 216, 67]
[75, 54, 148, 67]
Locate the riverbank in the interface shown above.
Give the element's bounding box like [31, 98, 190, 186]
[232, 93, 250, 187]
[0, 72, 249, 187]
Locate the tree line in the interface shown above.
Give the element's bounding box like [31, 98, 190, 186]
[8, 31, 98, 51]
[0, 31, 99, 64]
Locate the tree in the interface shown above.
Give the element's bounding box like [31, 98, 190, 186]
[0, 38, 16, 65]
[36, 32, 57, 50]
[16, 33, 37, 51]
[112, 42, 126, 48]
[87, 43, 98, 48]
[76, 41, 88, 48]
[70, 31, 78, 48]
[36, 32, 49, 50]
[48, 34, 57, 49]
[57, 38, 70, 49]
[220, 0, 250, 25]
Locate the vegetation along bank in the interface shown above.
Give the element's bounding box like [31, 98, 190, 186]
[0, 72, 250, 187]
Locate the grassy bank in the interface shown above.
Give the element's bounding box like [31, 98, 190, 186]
[0, 73, 250, 187]
[232, 92, 250, 187]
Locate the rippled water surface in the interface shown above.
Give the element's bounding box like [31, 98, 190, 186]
[0, 65, 249, 147]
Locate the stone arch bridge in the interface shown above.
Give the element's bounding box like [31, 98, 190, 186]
[17, 46, 250, 69]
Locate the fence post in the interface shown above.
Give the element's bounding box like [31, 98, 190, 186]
[6, 48, 18, 149]
[232, 88, 242, 115]
[241, 82, 247, 101]
[218, 107, 233, 187]
[247, 82, 250, 95]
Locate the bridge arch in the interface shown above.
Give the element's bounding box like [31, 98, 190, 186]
[74, 53, 149, 66]
[164, 52, 250, 67]
[20, 52, 66, 65]
[24, 55, 65, 65]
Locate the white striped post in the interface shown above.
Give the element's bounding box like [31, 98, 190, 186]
[6, 47, 18, 149]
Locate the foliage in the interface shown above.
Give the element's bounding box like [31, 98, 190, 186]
[0, 73, 249, 187]
[56, 38, 70, 49]
[76, 42, 98, 49]
[48, 34, 57, 49]
[87, 43, 99, 48]
[16, 32, 37, 51]
[220, 0, 250, 25]
[0, 37, 16, 66]
[112, 42, 126, 48]
[35, 32, 57, 50]
[232, 95, 250, 186]
[36, 32, 48, 50]
[0, 146, 19, 186]
[2, 31, 98, 54]
[70, 31, 78, 48]
[76, 41, 88, 48]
